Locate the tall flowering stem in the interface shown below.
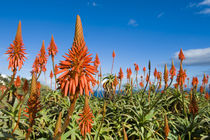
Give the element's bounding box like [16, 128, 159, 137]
[118, 67, 123, 93]
[164, 64, 169, 90]
[177, 48, 187, 117]
[12, 79, 29, 135]
[143, 61, 151, 95]
[111, 50, 115, 74]
[54, 15, 97, 139]
[25, 73, 41, 139]
[0, 21, 27, 102]
[36, 41, 48, 80]
[167, 60, 176, 88]
[50, 70, 53, 89]
[134, 63, 139, 87]
[48, 35, 58, 89]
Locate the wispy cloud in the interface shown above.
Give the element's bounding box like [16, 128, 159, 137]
[157, 12, 164, 18]
[173, 47, 210, 66]
[128, 19, 138, 27]
[198, 8, 210, 14]
[188, 0, 210, 14]
[198, 0, 210, 6]
[87, 1, 98, 7]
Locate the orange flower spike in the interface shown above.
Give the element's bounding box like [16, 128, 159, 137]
[202, 74, 208, 85]
[189, 93, 198, 117]
[50, 70, 53, 79]
[78, 95, 94, 137]
[192, 77, 199, 87]
[205, 92, 209, 100]
[154, 68, 158, 78]
[118, 67, 124, 80]
[5, 21, 27, 71]
[32, 57, 40, 74]
[164, 114, 170, 140]
[146, 73, 149, 82]
[134, 63, 139, 72]
[57, 15, 97, 98]
[169, 60, 176, 79]
[113, 74, 119, 87]
[143, 67, 146, 72]
[55, 64, 58, 75]
[94, 53, 100, 69]
[139, 81, 144, 88]
[38, 40, 48, 68]
[14, 76, 21, 88]
[48, 35, 58, 57]
[164, 64, 169, 88]
[200, 86, 204, 94]
[112, 50, 116, 58]
[178, 48, 185, 62]
[111, 50, 115, 74]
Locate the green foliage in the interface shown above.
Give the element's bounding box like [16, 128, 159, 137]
[0, 79, 209, 139]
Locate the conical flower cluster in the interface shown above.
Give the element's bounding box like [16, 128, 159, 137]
[48, 35, 58, 57]
[78, 96, 94, 137]
[5, 21, 27, 71]
[57, 15, 97, 99]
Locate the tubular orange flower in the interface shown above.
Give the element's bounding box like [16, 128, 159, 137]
[192, 77, 199, 87]
[50, 70, 53, 88]
[126, 68, 132, 81]
[202, 74, 208, 85]
[169, 60, 176, 79]
[178, 48, 185, 62]
[164, 64, 169, 88]
[78, 95, 94, 137]
[176, 65, 187, 86]
[205, 92, 209, 100]
[154, 68, 158, 79]
[134, 63, 139, 72]
[146, 73, 149, 82]
[32, 57, 40, 74]
[112, 50, 116, 58]
[200, 86, 204, 94]
[48, 35, 58, 57]
[57, 15, 97, 98]
[143, 66, 146, 75]
[111, 50, 115, 74]
[189, 93, 198, 117]
[113, 74, 119, 87]
[38, 41, 48, 72]
[118, 67, 124, 80]
[14, 76, 21, 88]
[158, 72, 162, 89]
[143, 67, 146, 72]
[5, 21, 27, 71]
[139, 81, 144, 88]
[164, 114, 170, 140]
[25, 72, 42, 139]
[50, 70, 53, 79]
[94, 53, 100, 69]
[55, 64, 58, 75]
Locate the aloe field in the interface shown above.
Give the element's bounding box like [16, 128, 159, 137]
[0, 13, 209, 140]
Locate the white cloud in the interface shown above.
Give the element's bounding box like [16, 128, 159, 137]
[87, 1, 98, 7]
[198, 0, 210, 6]
[188, 0, 210, 15]
[198, 8, 210, 14]
[128, 19, 138, 27]
[173, 48, 210, 66]
[157, 12, 164, 18]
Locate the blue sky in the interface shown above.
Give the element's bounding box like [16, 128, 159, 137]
[0, 0, 209, 86]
